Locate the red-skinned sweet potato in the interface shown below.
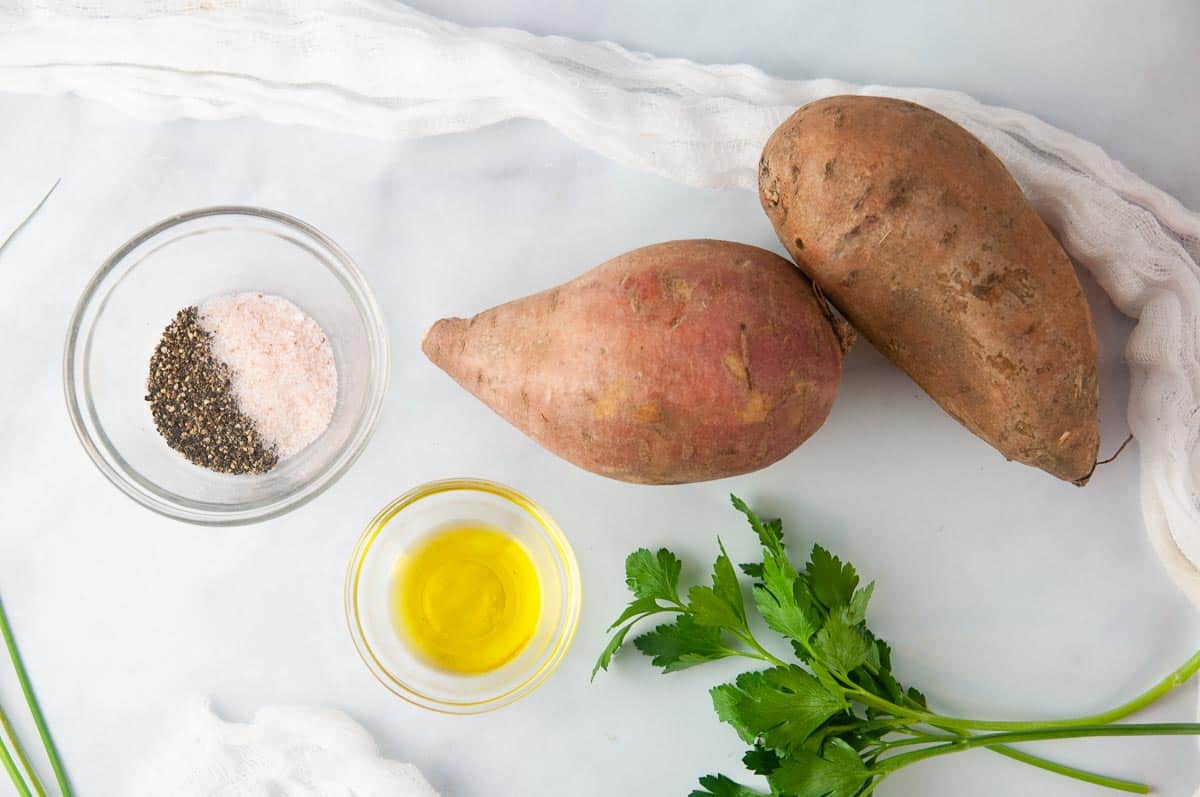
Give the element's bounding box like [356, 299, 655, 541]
[423, 239, 845, 484]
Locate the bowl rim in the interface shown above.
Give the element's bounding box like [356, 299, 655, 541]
[62, 205, 391, 526]
[345, 478, 583, 714]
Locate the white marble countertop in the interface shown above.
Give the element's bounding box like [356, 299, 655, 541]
[1, 2, 1198, 795]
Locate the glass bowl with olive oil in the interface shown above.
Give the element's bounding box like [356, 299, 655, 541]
[345, 478, 581, 713]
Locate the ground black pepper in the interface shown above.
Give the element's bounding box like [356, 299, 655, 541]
[145, 307, 278, 474]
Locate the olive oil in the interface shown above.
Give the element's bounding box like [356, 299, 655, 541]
[392, 525, 541, 674]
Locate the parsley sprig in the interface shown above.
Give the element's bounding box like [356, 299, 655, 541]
[594, 496, 1200, 796]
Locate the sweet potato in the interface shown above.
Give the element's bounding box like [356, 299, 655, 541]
[759, 96, 1099, 484]
[422, 239, 845, 484]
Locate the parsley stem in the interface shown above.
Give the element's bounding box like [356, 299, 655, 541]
[878, 732, 950, 748]
[878, 723, 1200, 772]
[848, 689, 1158, 792]
[0, 704, 44, 797]
[618, 606, 686, 630]
[881, 649, 1200, 733]
[922, 724, 1150, 793]
[0, 708, 33, 797]
[873, 733, 1150, 793]
[0, 598, 72, 797]
[727, 628, 788, 669]
[1057, 649, 1200, 726]
[858, 777, 883, 797]
[887, 673, 1156, 792]
[850, 689, 921, 718]
[987, 745, 1149, 794]
[826, 719, 902, 736]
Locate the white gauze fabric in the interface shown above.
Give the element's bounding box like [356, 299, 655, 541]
[130, 700, 440, 797]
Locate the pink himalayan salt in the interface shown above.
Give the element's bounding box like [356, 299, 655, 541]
[198, 292, 337, 459]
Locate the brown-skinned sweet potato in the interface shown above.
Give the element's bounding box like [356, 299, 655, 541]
[422, 239, 845, 484]
[759, 95, 1099, 484]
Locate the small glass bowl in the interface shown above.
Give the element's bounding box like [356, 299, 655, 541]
[63, 207, 390, 525]
[346, 479, 582, 714]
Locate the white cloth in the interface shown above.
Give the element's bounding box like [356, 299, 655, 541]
[2, 2, 1199, 792]
[130, 700, 439, 797]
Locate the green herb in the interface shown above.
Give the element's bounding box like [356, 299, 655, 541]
[0, 707, 35, 797]
[594, 496, 1200, 795]
[0, 703, 44, 797]
[0, 597, 72, 797]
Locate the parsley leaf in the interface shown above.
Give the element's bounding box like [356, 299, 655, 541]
[812, 614, 872, 676]
[768, 740, 873, 797]
[742, 745, 780, 776]
[874, 637, 892, 671]
[690, 774, 769, 797]
[853, 638, 904, 704]
[625, 548, 683, 603]
[690, 540, 747, 629]
[712, 667, 848, 752]
[634, 615, 731, 673]
[712, 540, 746, 623]
[606, 596, 668, 631]
[753, 552, 819, 644]
[739, 562, 764, 579]
[592, 623, 635, 680]
[801, 655, 847, 700]
[808, 545, 859, 610]
[689, 585, 744, 630]
[731, 495, 785, 556]
[845, 582, 875, 627]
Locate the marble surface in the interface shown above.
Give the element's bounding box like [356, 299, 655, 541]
[1, 4, 1198, 794]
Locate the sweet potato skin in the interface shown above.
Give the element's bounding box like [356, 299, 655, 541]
[759, 96, 1099, 483]
[422, 239, 843, 484]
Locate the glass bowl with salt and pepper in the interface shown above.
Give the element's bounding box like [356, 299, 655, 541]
[64, 206, 390, 525]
